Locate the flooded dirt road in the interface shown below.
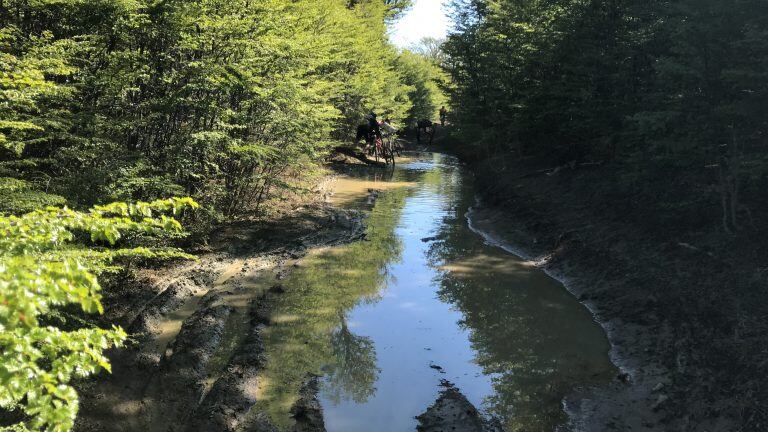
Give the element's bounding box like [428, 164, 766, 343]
[77, 153, 614, 432]
[255, 153, 615, 431]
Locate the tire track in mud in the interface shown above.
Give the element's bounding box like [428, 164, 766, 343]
[75, 207, 366, 432]
[77, 184, 495, 432]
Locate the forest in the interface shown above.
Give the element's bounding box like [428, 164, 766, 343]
[443, 0, 768, 429]
[444, 0, 768, 233]
[3, 0, 768, 430]
[0, 0, 448, 430]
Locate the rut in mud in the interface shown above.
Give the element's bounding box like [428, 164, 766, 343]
[76, 205, 367, 432]
[77, 153, 616, 432]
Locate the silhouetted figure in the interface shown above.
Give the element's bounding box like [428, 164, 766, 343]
[355, 112, 382, 148]
[417, 119, 435, 145]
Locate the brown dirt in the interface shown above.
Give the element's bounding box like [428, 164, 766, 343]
[74, 203, 367, 432]
[416, 381, 502, 432]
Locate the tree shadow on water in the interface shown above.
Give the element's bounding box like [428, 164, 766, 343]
[321, 316, 380, 405]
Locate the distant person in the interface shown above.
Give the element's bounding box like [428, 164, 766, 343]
[439, 106, 447, 126]
[368, 112, 382, 140]
[416, 119, 435, 145]
[380, 118, 402, 156]
[355, 112, 382, 149]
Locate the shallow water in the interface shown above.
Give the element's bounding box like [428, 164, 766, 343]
[255, 153, 614, 431]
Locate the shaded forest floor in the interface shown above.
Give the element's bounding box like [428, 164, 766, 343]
[451, 143, 768, 431]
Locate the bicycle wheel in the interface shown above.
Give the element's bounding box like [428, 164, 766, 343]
[388, 135, 401, 158]
[385, 137, 395, 165]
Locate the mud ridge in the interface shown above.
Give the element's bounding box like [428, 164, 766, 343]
[148, 299, 235, 430]
[187, 297, 267, 432]
[416, 381, 501, 432]
[75, 205, 367, 432]
[128, 279, 202, 337]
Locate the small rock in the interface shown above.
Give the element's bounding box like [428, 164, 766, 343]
[416, 382, 487, 432]
[291, 376, 325, 431]
[652, 394, 669, 411]
[617, 372, 631, 383]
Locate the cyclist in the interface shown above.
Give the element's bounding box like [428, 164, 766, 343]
[368, 112, 382, 142]
[380, 118, 400, 158]
[380, 118, 397, 135]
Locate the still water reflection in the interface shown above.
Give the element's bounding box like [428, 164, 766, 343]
[254, 153, 614, 431]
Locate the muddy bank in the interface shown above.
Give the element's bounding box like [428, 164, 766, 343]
[466, 206, 667, 431]
[462, 156, 745, 431]
[416, 382, 501, 432]
[75, 203, 367, 432]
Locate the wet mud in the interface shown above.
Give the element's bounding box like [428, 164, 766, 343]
[75, 205, 366, 432]
[416, 382, 502, 432]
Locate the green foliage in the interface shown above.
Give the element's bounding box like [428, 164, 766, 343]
[0, 26, 76, 158]
[396, 50, 449, 123]
[0, 178, 66, 215]
[444, 0, 768, 427]
[0, 0, 425, 219]
[351, 0, 413, 19]
[0, 198, 197, 431]
[409, 36, 448, 66]
[0, 0, 439, 429]
[444, 0, 768, 224]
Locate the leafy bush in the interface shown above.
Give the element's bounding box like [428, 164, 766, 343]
[0, 198, 197, 431]
[0, 178, 66, 215]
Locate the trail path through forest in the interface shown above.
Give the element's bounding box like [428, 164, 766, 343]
[77, 152, 624, 432]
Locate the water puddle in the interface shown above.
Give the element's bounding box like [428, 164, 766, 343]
[150, 291, 206, 358]
[256, 153, 615, 431]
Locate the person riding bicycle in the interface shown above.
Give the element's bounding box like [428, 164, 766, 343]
[380, 118, 397, 136]
[368, 112, 382, 142]
[379, 118, 401, 158]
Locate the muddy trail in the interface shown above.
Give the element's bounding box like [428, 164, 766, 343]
[76, 199, 368, 432]
[76, 153, 616, 432]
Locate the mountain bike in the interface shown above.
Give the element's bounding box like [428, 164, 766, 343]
[367, 132, 395, 166]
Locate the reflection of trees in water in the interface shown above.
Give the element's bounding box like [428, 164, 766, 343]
[322, 316, 379, 404]
[329, 164, 396, 189]
[438, 275, 572, 430]
[253, 180, 416, 430]
[425, 165, 611, 432]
